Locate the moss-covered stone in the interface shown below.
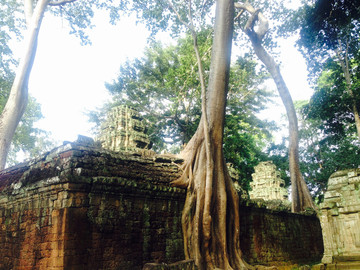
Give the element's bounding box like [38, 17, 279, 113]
[317, 168, 360, 269]
[0, 140, 323, 270]
[250, 161, 288, 201]
[97, 105, 152, 152]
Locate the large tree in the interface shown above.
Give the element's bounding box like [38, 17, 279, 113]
[169, 1, 248, 268]
[92, 1, 254, 266]
[304, 64, 360, 143]
[298, 72, 360, 201]
[235, 2, 315, 212]
[298, 0, 360, 139]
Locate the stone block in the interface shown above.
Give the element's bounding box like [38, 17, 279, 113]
[324, 191, 341, 199]
[311, 264, 326, 270]
[324, 264, 336, 270]
[349, 176, 360, 184]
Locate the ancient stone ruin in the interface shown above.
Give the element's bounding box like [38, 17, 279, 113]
[315, 168, 360, 269]
[0, 140, 323, 269]
[0, 106, 325, 269]
[249, 161, 288, 201]
[97, 105, 152, 152]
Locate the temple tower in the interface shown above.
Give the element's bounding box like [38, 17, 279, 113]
[249, 161, 288, 201]
[97, 105, 151, 152]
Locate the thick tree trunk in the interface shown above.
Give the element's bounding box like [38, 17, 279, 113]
[0, 0, 49, 170]
[247, 35, 315, 213]
[172, 0, 250, 269]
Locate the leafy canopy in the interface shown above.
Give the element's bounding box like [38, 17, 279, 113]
[298, 0, 360, 76]
[89, 32, 275, 191]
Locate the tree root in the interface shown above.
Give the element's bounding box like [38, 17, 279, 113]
[172, 130, 263, 270]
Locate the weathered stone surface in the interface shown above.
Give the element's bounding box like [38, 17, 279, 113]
[97, 105, 152, 152]
[316, 169, 360, 269]
[0, 142, 323, 269]
[239, 200, 323, 267]
[143, 259, 197, 270]
[0, 141, 184, 270]
[250, 161, 289, 201]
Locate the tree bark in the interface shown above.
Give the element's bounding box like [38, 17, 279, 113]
[172, 0, 250, 269]
[251, 43, 314, 212]
[0, 0, 50, 170]
[237, 4, 315, 212]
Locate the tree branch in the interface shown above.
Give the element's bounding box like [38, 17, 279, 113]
[24, 0, 34, 27]
[234, 1, 269, 42]
[166, 0, 191, 30]
[48, 0, 77, 6]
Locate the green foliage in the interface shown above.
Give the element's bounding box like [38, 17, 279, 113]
[0, 0, 128, 165]
[89, 33, 275, 191]
[225, 56, 276, 190]
[266, 138, 291, 188]
[0, 0, 23, 76]
[99, 31, 213, 151]
[224, 115, 270, 191]
[7, 99, 56, 166]
[286, 0, 360, 200]
[304, 61, 359, 141]
[298, 100, 360, 202]
[48, 0, 128, 45]
[268, 97, 360, 202]
[300, 0, 360, 50]
[0, 74, 55, 166]
[298, 0, 360, 77]
[126, 0, 215, 36]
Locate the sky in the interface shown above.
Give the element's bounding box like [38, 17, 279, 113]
[13, 5, 312, 148]
[25, 12, 149, 144]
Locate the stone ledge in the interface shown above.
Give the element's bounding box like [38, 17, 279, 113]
[0, 141, 184, 196]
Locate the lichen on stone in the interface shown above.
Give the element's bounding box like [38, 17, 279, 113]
[97, 105, 152, 152]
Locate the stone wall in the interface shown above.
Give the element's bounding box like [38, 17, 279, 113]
[315, 169, 360, 269]
[0, 141, 184, 270]
[0, 141, 323, 269]
[240, 202, 323, 266]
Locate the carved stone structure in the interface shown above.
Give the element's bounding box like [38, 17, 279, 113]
[0, 139, 323, 269]
[316, 169, 360, 269]
[98, 105, 151, 152]
[249, 161, 288, 201]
